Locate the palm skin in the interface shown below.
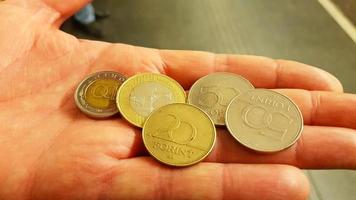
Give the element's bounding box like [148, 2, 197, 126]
[0, 0, 355, 200]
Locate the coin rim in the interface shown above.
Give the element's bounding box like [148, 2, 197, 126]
[188, 72, 254, 125]
[116, 73, 187, 128]
[142, 103, 217, 167]
[225, 89, 304, 153]
[74, 71, 126, 118]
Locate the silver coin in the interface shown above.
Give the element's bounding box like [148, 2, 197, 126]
[188, 72, 254, 125]
[225, 89, 303, 152]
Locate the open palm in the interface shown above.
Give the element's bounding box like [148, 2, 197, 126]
[0, 1, 355, 200]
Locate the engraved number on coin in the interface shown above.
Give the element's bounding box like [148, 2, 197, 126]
[91, 84, 118, 100]
[242, 105, 294, 141]
[152, 114, 197, 145]
[150, 114, 199, 159]
[150, 114, 207, 152]
[198, 85, 239, 118]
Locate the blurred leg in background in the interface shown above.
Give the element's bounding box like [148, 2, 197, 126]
[74, 3, 109, 38]
[75, 3, 96, 25]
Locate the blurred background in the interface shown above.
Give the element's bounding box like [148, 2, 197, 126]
[62, 0, 356, 199]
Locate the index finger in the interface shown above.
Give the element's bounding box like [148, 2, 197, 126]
[159, 50, 343, 92]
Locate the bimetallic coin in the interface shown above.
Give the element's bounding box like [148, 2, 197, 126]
[188, 72, 254, 125]
[117, 73, 186, 127]
[225, 89, 303, 152]
[75, 71, 126, 118]
[143, 103, 216, 167]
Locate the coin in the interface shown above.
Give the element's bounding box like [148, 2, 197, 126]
[225, 89, 303, 152]
[116, 73, 186, 127]
[74, 71, 126, 118]
[188, 72, 254, 125]
[143, 103, 216, 167]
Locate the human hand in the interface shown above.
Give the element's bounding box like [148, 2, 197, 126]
[0, 0, 355, 199]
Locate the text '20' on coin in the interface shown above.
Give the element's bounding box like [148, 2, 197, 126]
[116, 73, 186, 127]
[225, 89, 303, 152]
[188, 72, 254, 125]
[143, 103, 216, 167]
[75, 71, 127, 118]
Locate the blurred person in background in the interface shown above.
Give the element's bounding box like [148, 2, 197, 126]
[73, 3, 109, 38]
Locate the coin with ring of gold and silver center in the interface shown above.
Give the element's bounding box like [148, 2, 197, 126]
[74, 71, 126, 118]
[116, 73, 186, 127]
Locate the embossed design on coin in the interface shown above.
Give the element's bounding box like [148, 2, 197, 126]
[242, 105, 294, 141]
[85, 80, 119, 108]
[117, 73, 186, 127]
[152, 114, 197, 145]
[198, 85, 239, 107]
[75, 71, 126, 118]
[226, 89, 303, 152]
[130, 82, 174, 116]
[143, 103, 216, 166]
[89, 81, 117, 99]
[188, 72, 254, 125]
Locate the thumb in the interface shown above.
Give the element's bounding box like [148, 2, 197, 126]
[7, 0, 91, 26]
[42, 0, 91, 26]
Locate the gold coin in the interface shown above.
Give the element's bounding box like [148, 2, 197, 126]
[188, 72, 254, 125]
[225, 89, 303, 152]
[117, 73, 186, 127]
[75, 71, 126, 118]
[143, 103, 216, 167]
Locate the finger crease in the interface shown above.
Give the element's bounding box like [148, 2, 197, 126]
[294, 134, 305, 167]
[221, 165, 230, 200]
[156, 167, 172, 200]
[274, 60, 282, 88]
[215, 54, 229, 72]
[157, 50, 169, 75]
[310, 92, 321, 125]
